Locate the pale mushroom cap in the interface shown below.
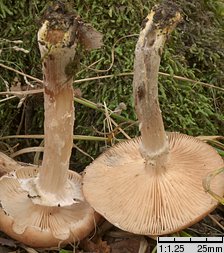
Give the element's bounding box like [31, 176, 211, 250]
[83, 132, 224, 235]
[0, 167, 99, 248]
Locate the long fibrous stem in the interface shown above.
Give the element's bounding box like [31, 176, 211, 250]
[35, 1, 102, 197]
[37, 21, 77, 194]
[133, 4, 181, 170]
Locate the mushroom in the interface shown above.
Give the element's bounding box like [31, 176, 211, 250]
[0, 2, 102, 248]
[83, 2, 224, 235]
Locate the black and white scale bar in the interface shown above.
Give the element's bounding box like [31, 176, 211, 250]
[158, 237, 224, 244]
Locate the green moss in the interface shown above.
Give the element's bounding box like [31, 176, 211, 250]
[0, 0, 223, 168]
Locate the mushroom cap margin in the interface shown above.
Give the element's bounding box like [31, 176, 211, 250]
[0, 167, 99, 248]
[83, 132, 224, 235]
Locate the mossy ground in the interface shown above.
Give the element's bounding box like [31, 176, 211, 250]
[0, 0, 224, 252]
[0, 0, 223, 167]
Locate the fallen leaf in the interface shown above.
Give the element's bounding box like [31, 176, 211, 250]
[78, 23, 103, 50]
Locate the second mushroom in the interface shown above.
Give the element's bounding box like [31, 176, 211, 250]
[83, 2, 224, 235]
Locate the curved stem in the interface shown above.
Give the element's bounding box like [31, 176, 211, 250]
[133, 6, 181, 170]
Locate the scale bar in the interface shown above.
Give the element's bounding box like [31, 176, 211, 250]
[158, 237, 223, 244]
[157, 237, 224, 253]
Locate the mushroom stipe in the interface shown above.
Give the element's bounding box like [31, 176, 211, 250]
[83, 2, 224, 236]
[0, 1, 102, 247]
